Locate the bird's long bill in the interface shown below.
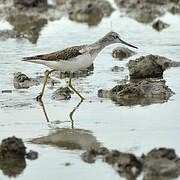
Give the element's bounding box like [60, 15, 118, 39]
[120, 39, 138, 49]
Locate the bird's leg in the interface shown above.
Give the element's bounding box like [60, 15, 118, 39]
[36, 69, 56, 101]
[68, 73, 85, 101]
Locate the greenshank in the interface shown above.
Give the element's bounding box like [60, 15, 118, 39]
[22, 31, 138, 101]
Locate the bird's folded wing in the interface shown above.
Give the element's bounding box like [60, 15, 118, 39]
[22, 45, 87, 61]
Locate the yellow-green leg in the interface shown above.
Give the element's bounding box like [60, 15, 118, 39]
[36, 69, 56, 101]
[68, 73, 85, 101]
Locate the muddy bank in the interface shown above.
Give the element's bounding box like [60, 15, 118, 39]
[114, 0, 180, 23]
[81, 147, 180, 180]
[0, 137, 38, 177]
[98, 79, 174, 106]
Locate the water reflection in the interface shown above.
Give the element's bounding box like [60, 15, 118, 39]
[39, 99, 84, 129]
[0, 158, 26, 178]
[30, 127, 100, 150]
[7, 14, 47, 44]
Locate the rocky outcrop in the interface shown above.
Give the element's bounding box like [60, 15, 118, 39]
[112, 47, 136, 60]
[51, 87, 73, 100]
[114, 0, 180, 23]
[98, 79, 174, 106]
[128, 55, 180, 79]
[152, 20, 170, 31]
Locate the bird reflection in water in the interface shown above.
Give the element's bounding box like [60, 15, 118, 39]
[38, 99, 84, 129]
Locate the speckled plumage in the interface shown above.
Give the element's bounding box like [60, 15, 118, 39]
[23, 45, 87, 61]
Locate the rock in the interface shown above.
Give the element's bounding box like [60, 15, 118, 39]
[67, 0, 114, 26]
[51, 87, 73, 100]
[169, 5, 180, 14]
[0, 30, 16, 40]
[98, 79, 174, 106]
[81, 146, 180, 179]
[144, 148, 178, 160]
[13, 0, 47, 8]
[13, 72, 57, 89]
[114, 0, 180, 23]
[112, 47, 136, 60]
[26, 150, 38, 160]
[0, 136, 26, 159]
[1, 90, 12, 93]
[81, 147, 109, 163]
[152, 20, 170, 31]
[113, 153, 142, 177]
[81, 149, 97, 163]
[143, 148, 180, 178]
[111, 66, 125, 72]
[128, 55, 180, 79]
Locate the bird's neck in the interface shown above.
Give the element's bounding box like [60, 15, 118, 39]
[90, 36, 111, 53]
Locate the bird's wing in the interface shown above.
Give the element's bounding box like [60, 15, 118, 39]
[22, 45, 87, 61]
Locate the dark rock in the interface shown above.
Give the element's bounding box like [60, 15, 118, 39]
[152, 20, 170, 31]
[143, 148, 178, 161]
[111, 66, 125, 72]
[98, 79, 174, 106]
[113, 153, 142, 176]
[114, 0, 180, 23]
[51, 87, 73, 100]
[128, 55, 180, 79]
[104, 150, 122, 164]
[169, 6, 180, 14]
[81, 146, 180, 179]
[13, 0, 47, 8]
[26, 150, 38, 160]
[0, 30, 16, 40]
[81, 149, 97, 163]
[1, 90, 12, 93]
[0, 136, 26, 159]
[112, 47, 136, 60]
[13, 72, 57, 89]
[143, 148, 180, 178]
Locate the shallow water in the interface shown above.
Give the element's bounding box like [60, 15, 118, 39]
[0, 3, 180, 180]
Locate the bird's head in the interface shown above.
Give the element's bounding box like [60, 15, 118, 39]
[105, 31, 138, 49]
